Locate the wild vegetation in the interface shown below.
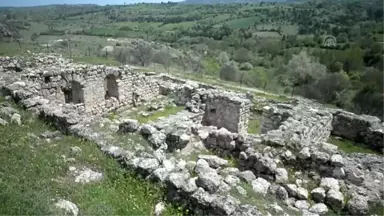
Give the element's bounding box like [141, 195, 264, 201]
[0, 0, 382, 118]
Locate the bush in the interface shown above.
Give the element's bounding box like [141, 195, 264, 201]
[239, 62, 253, 70]
[233, 47, 251, 63]
[219, 60, 239, 81]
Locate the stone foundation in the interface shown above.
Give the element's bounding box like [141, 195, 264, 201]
[331, 110, 384, 152]
[260, 102, 333, 148]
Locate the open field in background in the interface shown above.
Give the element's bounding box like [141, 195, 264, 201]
[255, 31, 281, 38]
[108, 21, 161, 29]
[202, 14, 231, 23]
[0, 0, 382, 119]
[225, 16, 261, 28]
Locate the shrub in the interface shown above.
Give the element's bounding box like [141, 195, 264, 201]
[239, 62, 253, 70]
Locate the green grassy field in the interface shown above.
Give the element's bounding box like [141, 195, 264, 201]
[161, 21, 197, 31]
[202, 14, 231, 23]
[0, 42, 42, 56]
[0, 98, 183, 215]
[108, 21, 161, 30]
[247, 118, 261, 134]
[328, 136, 381, 155]
[225, 16, 261, 29]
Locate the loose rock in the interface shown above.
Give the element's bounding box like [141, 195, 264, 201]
[251, 177, 271, 196]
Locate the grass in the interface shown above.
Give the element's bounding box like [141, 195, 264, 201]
[169, 71, 291, 102]
[161, 21, 196, 31]
[108, 21, 161, 30]
[328, 136, 381, 155]
[84, 27, 145, 38]
[230, 181, 301, 216]
[248, 118, 261, 134]
[254, 92, 290, 102]
[225, 16, 261, 29]
[0, 42, 41, 56]
[135, 105, 185, 124]
[72, 56, 121, 66]
[367, 201, 384, 215]
[0, 99, 183, 215]
[255, 31, 282, 38]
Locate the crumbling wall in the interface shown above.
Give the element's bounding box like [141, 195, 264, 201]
[331, 110, 384, 151]
[260, 104, 292, 134]
[260, 102, 333, 147]
[23, 67, 160, 115]
[132, 74, 161, 105]
[203, 93, 250, 134]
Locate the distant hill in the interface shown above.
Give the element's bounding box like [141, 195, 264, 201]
[181, 0, 287, 4]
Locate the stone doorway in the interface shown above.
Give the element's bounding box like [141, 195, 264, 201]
[104, 74, 119, 100]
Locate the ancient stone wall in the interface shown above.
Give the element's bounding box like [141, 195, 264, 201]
[203, 93, 250, 134]
[260, 102, 333, 148]
[260, 104, 292, 134]
[331, 110, 384, 151]
[0, 55, 162, 116]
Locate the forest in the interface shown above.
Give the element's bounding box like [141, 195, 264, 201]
[0, 0, 383, 117]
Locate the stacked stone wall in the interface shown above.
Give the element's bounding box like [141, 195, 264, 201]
[331, 110, 384, 151]
[203, 94, 250, 134]
[2, 56, 163, 116]
[259, 103, 333, 149]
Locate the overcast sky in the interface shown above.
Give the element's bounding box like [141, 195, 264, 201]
[0, 0, 182, 7]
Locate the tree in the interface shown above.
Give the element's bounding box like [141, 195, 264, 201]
[113, 48, 129, 64]
[144, 27, 154, 41]
[152, 50, 173, 73]
[336, 32, 348, 43]
[203, 57, 220, 76]
[283, 51, 327, 96]
[190, 56, 203, 77]
[217, 52, 230, 65]
[245, 67, 269, 89]
[329, 61, 343, 73]
[179, 53, 191, 73]
[233, 47, 251, 63]
[313, 72, 351, 104]
[376, 55, 384, 71]
[30, 33, 39, 44]
[131, 40, 154, 67]
[65, 30, 72, 59]
[219, 61, 239, 82]
[343, 46, 364, 73]
[238, 28, 252, 44]
[353, 85, 383, 116]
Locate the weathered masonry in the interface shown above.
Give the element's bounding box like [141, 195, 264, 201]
[0, 54, 251, 133]
[50, 66, 161, 115]
[203, 93, 250, 134]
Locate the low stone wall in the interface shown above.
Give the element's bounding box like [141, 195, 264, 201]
[331, 110, 384, 152]
[158, 77, 251, 133]
[260, 102, 333, 148]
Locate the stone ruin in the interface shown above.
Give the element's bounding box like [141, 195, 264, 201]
[0, 53, 383, 216]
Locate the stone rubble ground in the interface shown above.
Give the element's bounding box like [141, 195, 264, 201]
[0, 53, 383, 216]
